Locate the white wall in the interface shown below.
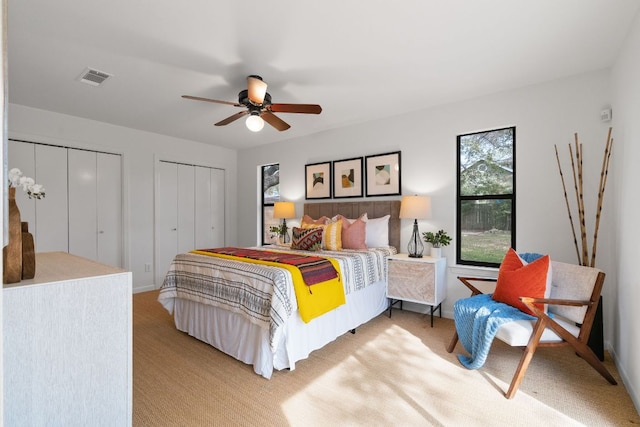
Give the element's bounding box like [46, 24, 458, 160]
[8, 104, 238, 292]
[611, 9, 640, 412]
[238, 70, 615, 339]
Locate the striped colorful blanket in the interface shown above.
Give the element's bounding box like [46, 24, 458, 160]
[191, 247, 344, 323]
[196, 247, 338, 288]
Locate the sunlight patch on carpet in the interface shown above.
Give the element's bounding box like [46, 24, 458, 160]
[281, 323, 584, 426]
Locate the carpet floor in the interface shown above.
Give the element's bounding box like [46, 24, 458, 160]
[133, 290, 639, 426]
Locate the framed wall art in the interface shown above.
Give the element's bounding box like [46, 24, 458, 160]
[332, 157, 363, 198]
[365, 151, 401, 197]
[305, 161, 332, 199]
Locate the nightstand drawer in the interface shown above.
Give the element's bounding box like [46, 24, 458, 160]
[388, 260, 436, 302]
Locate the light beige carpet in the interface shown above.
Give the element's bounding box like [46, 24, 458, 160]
[133, 291, 639, 426]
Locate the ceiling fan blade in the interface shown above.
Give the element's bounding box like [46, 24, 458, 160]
[182, 95, 241, 107]
[247, 76, 268, 105]
[261, 111, 291, 131]
[215, 111, 248, 126]
[269, 103, 322, 114]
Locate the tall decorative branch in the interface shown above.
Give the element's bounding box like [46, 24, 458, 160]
[590, 128, 614, 267]
[575, 134, 589, 266]
[554, 146, 581, 263]
[567, 140, 588, 265]
[554, 127, 613, 267]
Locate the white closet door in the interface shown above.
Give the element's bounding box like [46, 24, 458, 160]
[157, 161, 178, 280]
[8, 141, 69, 252]
[68, 149, 98, 261]
[177, 164, 195, 254]
[194, 166, 212, 249]
[34, 145, 69, 252]
[194, 166, 225, 249]
[9, 141, 121, 259]
[97, 153, 122, 267]
[210, 168, 225, 247]
[156, 161, 225, 286]
[8, 140, 36, 228]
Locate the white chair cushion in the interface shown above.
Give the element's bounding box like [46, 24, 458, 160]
[495, 316, 581, 347]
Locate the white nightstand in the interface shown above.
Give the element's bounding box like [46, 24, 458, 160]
[386, 253, 447, 327]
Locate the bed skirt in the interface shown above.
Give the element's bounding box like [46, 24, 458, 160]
[172, 279, 389, 378]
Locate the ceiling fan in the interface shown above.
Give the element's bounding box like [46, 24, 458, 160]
[182, 75, 322, 132]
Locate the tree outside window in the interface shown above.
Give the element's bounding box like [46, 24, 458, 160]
[457, 127, 515, 267]
[261, 164, 280, 245]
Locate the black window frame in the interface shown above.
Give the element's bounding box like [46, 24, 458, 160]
[456, 126, 516, 268]
[260, 163, 280, 245]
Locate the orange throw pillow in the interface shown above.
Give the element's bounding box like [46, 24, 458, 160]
[492, 248, 550, 316]
[301, 215, 329, 228]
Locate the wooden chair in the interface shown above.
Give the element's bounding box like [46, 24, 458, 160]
[447, 260, 617, 399]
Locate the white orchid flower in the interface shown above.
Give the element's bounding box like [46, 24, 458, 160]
[8, 168, 23, 187]
[19, 176, 35, 192]
[7, 167, 45, 199]
[27, 184, 45, 199]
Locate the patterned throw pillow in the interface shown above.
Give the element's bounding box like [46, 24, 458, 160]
[492, 248, 550, 316]
[291, 227, 323, 251]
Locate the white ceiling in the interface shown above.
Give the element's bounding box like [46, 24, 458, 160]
[7, 1, 640, 150]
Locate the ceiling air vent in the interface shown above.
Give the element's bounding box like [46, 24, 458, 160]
[77, 67, 113, 86]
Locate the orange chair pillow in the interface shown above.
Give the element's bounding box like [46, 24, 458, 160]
[492, 248, 550, 316]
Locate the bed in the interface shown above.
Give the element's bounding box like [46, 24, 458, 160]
[158, 200, 401, 379]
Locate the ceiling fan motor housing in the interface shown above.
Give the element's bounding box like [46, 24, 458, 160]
[239, 89, 271, 107]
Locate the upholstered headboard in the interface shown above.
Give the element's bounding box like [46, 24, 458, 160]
[303, 200, 401, 251]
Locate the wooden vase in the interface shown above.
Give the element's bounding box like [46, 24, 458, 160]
[3, 187, 23, 284]
[22, 221, 36, 280]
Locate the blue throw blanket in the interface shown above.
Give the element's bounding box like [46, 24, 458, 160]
[454, 294, 534, 369]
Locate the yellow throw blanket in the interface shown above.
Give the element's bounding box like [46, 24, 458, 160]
[191, 249, 345, 323]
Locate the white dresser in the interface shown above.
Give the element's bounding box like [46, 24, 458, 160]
[3, 252, 132, 426]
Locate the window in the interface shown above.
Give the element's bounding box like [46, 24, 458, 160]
[261, 164, 280, 245]
[457, 127, 515, 267]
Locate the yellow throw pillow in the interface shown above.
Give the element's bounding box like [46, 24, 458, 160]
[323, 220, 342, 251]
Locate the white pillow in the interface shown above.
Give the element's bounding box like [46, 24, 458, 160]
[365, 215, 390, 248]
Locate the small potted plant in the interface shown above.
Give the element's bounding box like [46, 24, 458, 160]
[269, 224, 289, 245]
[422, 229, 451, 258]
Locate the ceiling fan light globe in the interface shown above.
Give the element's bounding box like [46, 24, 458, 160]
[246, 115, 265, 132]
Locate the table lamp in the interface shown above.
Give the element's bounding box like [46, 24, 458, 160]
[399, 195, 431, 258]
[273, 201, 296, 243]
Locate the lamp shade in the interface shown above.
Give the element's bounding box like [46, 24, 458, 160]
[399, 195, 431, 220]
[247, 75, 268, 104]
[273, 201, 296, 219]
